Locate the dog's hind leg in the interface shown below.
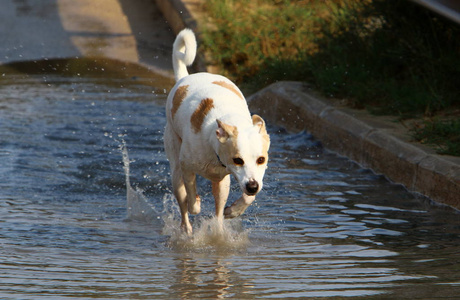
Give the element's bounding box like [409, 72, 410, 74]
[212, 175, 230, 230]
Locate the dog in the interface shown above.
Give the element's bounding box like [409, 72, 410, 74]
[164, 29, 270, 234]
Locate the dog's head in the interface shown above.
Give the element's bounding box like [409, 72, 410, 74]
[216, 115, 270, 196]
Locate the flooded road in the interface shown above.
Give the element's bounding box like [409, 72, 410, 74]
[1, 64, 459, 299]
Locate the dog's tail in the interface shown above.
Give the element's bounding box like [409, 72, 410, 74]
[172, 28, 197, 82]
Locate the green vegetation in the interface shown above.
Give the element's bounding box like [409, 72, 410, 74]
[199, 0, 460, 155]
[413, 119, 460, 156]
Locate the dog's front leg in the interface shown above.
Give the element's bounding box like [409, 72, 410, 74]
[212, 175, 230, 229]
[182, 170, 201, 215]
[223, 193, 256, 219]
[170, 166, 193, 234]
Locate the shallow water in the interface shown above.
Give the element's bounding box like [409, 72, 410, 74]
[1, 68, 459, 299]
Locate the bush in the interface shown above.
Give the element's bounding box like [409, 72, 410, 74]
[201, 0, 460, 117]
[201, 0, 460, 155]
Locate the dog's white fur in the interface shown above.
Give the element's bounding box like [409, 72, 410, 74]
[164, 29, 270, 234]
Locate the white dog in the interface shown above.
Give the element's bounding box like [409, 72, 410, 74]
[164, 29, 270, 234]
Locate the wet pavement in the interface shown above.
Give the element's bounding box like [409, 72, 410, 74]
[0, 0, 175, 76]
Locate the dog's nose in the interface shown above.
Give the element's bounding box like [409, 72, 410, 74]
[245, 179, 259, 195]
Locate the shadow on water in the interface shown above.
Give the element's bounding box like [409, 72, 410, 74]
[0, 59, 460, 299]
[1, 57, 174, 88]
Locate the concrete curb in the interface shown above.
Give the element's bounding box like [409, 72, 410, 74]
[158, 1, 460, 209]
[248, 82, 460, 209]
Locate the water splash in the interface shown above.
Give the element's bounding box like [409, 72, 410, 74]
[121, 140, 159, 222]
[120, 140, 250, 253]
[163, 215, 250, 253]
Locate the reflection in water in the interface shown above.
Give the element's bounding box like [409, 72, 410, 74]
[0, 71, 459, 299]
[170, 256, 252, 299]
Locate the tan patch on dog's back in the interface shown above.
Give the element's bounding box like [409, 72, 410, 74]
[171, 85, 188, 119]
[212, 81, 244, 100]
[191, 98, 215, 133]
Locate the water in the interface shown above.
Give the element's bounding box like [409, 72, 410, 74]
[1, 65, 460, 299]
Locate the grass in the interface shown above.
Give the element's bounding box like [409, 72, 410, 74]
[199, 0, 460, 156]
[413, 119, 460, 156]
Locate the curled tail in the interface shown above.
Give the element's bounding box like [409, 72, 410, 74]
[172, 28, 197, 82]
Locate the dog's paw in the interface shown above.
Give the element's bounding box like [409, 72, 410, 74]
[188, 195, 201, 215]
[224, 194, 255, 219]
[181, 222, 193, 236]
[223, 206, 242, 219]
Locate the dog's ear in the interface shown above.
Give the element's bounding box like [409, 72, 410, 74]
[252, 114, 268, 135]
[216, 119, 237, 143]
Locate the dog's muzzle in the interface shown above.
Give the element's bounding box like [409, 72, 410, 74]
[245, 179, 259, 195]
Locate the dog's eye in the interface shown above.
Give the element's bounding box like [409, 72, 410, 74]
[257, 157, 266, 165]
[233, 158, 244, 166]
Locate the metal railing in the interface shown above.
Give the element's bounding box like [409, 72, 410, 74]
[409, 0, 460, 24]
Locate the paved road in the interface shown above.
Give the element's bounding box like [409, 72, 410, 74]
[0, 0, 175, 75]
